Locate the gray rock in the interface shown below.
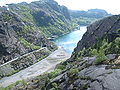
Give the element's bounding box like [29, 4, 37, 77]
[74, 15, 120, 53]
[0, 10, 57, 65]
[106, 54, 117, 60]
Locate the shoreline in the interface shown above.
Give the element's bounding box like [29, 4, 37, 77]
[48, 25, 82, 40]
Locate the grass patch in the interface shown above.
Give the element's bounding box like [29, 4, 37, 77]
[19, 37, 40, 50]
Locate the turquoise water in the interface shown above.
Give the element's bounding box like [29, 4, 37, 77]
[53, 26, 87, 54]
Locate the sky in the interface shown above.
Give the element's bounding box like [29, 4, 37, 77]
[0, 0, 120, 15]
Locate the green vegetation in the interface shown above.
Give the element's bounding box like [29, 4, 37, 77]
[51, 83, 59, 90]
[0, 70, 19, 79]
[48, 69, 62, 79]
[70, 9, 110, 26]
[39, 18, 76, 37]
[68, 68, 79, 78]
[72, 17, 97, 26]
[94, 49, 107, 64]
[4, 68, 62, 90]
[3, 14, 13, 21]
[8, 3, 77, 38]
[106, 37, 120, 54]
[19, 37, 40, 50]
[56, 64, 65, 70]
[0, 80, 27, 90]
[74, 37, 120, 64]
[24, 25, 36, 32]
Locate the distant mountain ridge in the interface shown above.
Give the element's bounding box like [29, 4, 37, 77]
[70, 9, 111, 18]
[70, 9, 112, 26]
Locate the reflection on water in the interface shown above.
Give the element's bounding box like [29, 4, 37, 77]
[53, 26, 87, 54]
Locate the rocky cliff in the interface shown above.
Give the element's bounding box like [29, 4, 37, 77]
[0, 10, 57, 65]
[74, 15, 120, 54]
[8, 15, 120, 90]
[0, 0, 74, 65]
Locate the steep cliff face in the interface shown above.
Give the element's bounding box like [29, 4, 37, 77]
[74, 15, 120, 54]
[0, 10, 57, 65]
[7, 0, 74, 38]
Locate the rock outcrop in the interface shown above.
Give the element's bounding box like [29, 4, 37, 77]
[0, 10, 57, 65]
[74, 15, 120, 53]
[0, 48, 51, 79]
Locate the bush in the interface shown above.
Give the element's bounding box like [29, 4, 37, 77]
[56, 65, 65, 70]
[20, 38, 40, 50]
[91, 49, 98, 56]
[51, 83, 58, 90]
[68, 68, 79, 78]
[48, 69, 62, 79]
[0, 80, 27, 90]
[95, 49, 107, 65]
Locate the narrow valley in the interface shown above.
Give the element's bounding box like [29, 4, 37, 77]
[0, 0, 119, 90]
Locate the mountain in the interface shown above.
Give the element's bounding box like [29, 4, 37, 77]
[74, 15, 120, 54]
[0, 0, 77, 79]
[70, 9, 112, 26]
[70, 9, 111, 18]
[8, 14, 120, 90]
[0, 0, 120, 90]
[0, 0, 75, 67]
[0, 10, 57, 65]
[7, 0, 76, 38]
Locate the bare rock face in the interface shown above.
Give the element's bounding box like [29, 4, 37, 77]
[10, 55, 120, 90]
[74, 15, 120, 53]
[0, 10, 57, 65]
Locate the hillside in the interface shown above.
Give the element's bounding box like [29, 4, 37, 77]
[6, 14, 120, 90]
[0, 0, 120, 90]
[0, 0, 79, 65]
[7, 0, 76, 38]
[70, 9, 112, 26]
[0, 9, 58, 65]
[0, 0, 80, 81]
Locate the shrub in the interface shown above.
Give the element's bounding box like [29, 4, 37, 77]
[91, 49, 98, 56]
[68, 68, 79, 78]
[0, 80, 27, 90]
[95, 49, 107, 65]
[3, 14, 12, 21]
[48, 69, 62, 79]
[51, 83, 58, 90]
[19, 38, 40, 50]
[56, 65, 65, 70]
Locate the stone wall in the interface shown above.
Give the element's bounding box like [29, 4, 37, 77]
[0, 48, 51, 78]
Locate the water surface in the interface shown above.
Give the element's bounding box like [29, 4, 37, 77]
[53, 26, 87, 54]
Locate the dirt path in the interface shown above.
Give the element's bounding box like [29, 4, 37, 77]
[0, 47, 71, 87]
